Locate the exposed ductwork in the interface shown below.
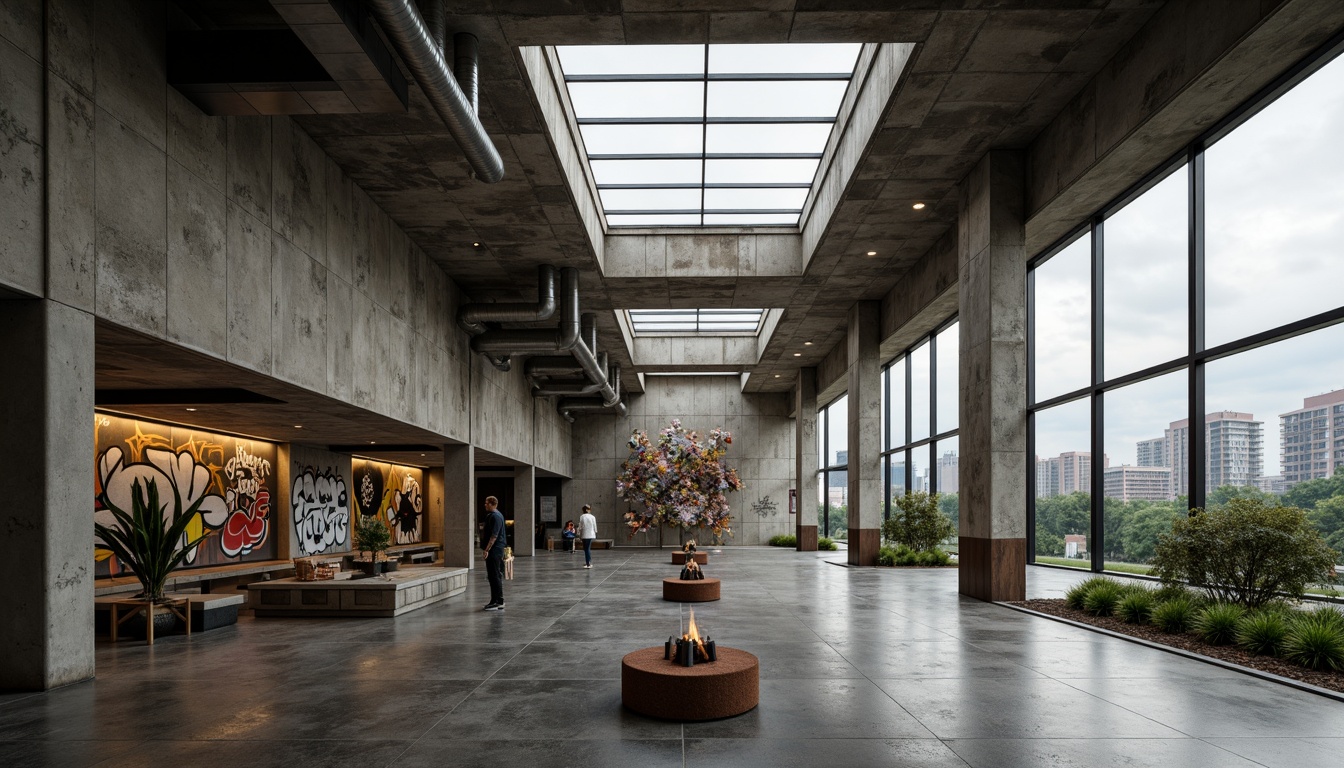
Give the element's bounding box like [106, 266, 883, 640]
[367, 0, 505, 183]
[462, 264, 625, 417]
[558, 391, 629, 421]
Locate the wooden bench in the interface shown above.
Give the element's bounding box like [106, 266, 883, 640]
[95, 592, 245, 634]
[342, 542, 443, 566]
[95, 560, 296, 597]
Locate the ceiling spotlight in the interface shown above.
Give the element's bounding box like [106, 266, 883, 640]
[912, 202, 926, 210]
[185, 407, 198, 412]
[793, 352, 802, 357]
[472, 242, 481, 247]
[421, 453, 426, 457]
[866, 251, 877, 256]
[774, 374, 781, 378]
[804, 341, 813, 346]
[369, 441, 377, 445]
[293, 425, 303, 429]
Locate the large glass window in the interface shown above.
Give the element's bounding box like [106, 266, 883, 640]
[882, 318, 959, 521]
[817, 395, 849, 540]
[1028, 42, 1344, 577]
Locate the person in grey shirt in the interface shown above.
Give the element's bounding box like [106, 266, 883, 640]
[481, 496, 507, 610]
[579, 504, 598, 569]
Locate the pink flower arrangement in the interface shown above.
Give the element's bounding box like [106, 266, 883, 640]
[617, 420, 743, 537]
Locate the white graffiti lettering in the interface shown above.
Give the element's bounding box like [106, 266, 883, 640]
[292, 467, 350, 556]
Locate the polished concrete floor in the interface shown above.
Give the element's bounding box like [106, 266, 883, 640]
[3, 548, 1344, 767]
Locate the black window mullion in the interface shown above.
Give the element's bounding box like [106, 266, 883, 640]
[1188, 148, 1207, 514]
[1091, 219, 1105, 574]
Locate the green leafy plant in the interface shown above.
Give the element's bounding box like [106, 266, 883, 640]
[1236, 610, 1289, 656]
[93, 478, 214, 603]
[1151, 597, 1198, 634]
[915, 549, 951, 566]
[1150, 499, 1339, 609]
[877, 546, 897, 566]
[1115, 590, 1157, 624]
[1083, 580, 1126, 617]
[767, 534, 797, 547]
[1194, 603, 1246, 646]
[1153, 582, 1196, 604]
[1283, 611, 1344, 671]
[1064, 576, 1115, 610]
[882, 491, 955, 552]
[353, 513, 392, 562]
[818, 537, 838, 551]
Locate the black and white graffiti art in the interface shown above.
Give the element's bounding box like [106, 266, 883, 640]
[291, 467, 350, 556]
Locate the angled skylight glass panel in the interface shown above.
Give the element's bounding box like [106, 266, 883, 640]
[555, 43, 862, 228]
[627, 309, 766, 336]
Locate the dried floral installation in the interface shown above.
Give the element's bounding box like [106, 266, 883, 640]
[617, 419, 743, 538]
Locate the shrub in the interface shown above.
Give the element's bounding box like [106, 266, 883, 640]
[767, 534, 797, 547]
[1115, 590, 1156, 624]
[1310, 605, 1344, 632]
[915, 549, 951, 567]
[1150, 498, 1339, 609]
[1083, 580, 1126, 617]
[1193, 603, 1245, 646]
[1283, 612, 1344, 671]
[1236, 611, 1290, 656]
[817, 537, 838, 551]
[1151, 597, 1197, 634]
[877, 546, 897, 567]
[1064, 576, 1116, 611]
[1153, 583, 1196, 604]
[882, 491, 955, 552]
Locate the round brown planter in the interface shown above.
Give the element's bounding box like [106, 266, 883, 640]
[662, 577, 720, 602]
[671, 552, 708, 565]
[621, 646, 759, 721]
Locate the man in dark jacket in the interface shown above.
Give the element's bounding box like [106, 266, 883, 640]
[481, 496, 507, 611]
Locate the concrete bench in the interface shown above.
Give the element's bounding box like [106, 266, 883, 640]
[95, 592, 245, 634]
[547, 538, 613, 551]
[95, 560, 296, 597]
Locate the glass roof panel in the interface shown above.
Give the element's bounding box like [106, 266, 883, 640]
[581, 124, 703, 155]
[708, 43, 861, 75]
[590, 159, 703, 185]
[705, 158, 821, 184]
[555, 43, 862, 228]
[707, 81, 850, 119]
[706, 123, 833, 154]
[703, 213, 800, 226]
[627, 308, 766, 336]
[606, 214, 702, 227]
[704, 187, 809, 211]
[567, 82, 704, 119]
[600, 188, 702, 212]
[558, 44, 704, 76]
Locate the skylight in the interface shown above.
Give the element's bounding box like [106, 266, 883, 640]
[627, 309, 766, 336]
[555, 44, 863, 228]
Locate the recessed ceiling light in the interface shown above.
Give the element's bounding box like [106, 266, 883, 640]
[804, 341, 813, 346]
[793, 352, 802, 357]
[293, 425, 303, 429]
[472, 242, 480, 247]
[369, 441, 376, 444]
[185, 407, 197, 412]
[912, 202, 925, 210]
[774, 374, 780, 378]
[866, 251, 877, 256]
[420, 453, 426, 457]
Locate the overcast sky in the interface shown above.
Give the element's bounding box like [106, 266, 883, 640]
[1031, 52, 1344, 477]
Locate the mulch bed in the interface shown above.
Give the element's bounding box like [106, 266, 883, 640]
[1011, 599, 1344, 695]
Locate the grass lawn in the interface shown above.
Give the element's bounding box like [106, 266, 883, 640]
[1033, 555, 1155, 575]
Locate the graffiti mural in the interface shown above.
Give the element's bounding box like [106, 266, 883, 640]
[95, 414, 278, 574]
[351, 458, 424, 545]
[292, 466, 350, 556]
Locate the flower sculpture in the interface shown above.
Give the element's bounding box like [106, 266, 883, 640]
[617, 419, 743, 538]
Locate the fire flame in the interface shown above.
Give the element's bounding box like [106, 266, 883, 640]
[685, 608, 707, 655]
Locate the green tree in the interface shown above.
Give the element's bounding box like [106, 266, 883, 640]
[1284, 471, 1344, 510]
[1308, 495, 1344, 554]
[883, 491, 955, 552]
[1121, 502, 1183, 564]
[1208, 484, 1275, 508]
[938, 492, 959, 532]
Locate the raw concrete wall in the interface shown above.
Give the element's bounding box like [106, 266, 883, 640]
[0, 0, 570, 474]
[567, 377, 794, 547]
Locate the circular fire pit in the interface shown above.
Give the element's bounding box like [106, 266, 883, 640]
[662, 577, 720, 602]
[621, 646, 759, 721]
[671, 551, 708, 565]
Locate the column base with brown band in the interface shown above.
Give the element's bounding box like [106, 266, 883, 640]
[621, 646, 759, 720]
[671, 552, 708, 565]
[796, 525, 818, 552]
[846, 527, 880, 566]
[958, 536, 1026, 602]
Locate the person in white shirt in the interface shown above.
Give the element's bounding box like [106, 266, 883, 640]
[578, 505, 598, 569]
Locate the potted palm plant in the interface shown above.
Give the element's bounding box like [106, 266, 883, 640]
[94, 478, 213, 637]
[353, 513, 392, 576]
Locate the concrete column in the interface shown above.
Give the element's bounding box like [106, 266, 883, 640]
[0, 299, 96, 690]
[846, 301, 883, 566]
[957, 149, 1028, 601]
[513, 465, 535, 557]
[426, 464, 445, 559]
[794, 368, 819, 551]
[442, 444, 475, 569]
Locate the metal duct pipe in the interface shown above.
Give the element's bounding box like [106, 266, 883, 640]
[458, 264, 558, 336]
[472, 267, 581, 355]
[414, 0, 446, 50]
[367, 0, 505, 183]
[532, 354, 607, 396]
[454, 33, 479, 115]
[524, 355, 585, 379]
[558, 396, 628, 421]
[581, 313, 597, 355]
